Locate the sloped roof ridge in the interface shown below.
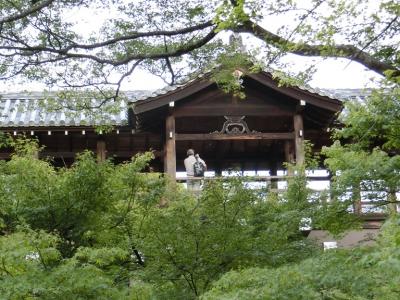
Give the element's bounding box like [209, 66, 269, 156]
[129, 65, 373, 103]
[322, 88, 374, 100]
[0, 90, 153, 102]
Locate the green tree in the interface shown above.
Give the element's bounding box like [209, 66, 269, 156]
[0, 0, 398, 99]
[322, 85, 400, 212]
[202, 215, 400, 300]
[0, 140, 358, 299]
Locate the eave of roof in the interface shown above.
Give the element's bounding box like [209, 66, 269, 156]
[133, 69, 344, 114]
[0, 78, 371, 128]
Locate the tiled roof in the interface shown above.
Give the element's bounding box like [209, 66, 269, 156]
[322, 88, 371, 101]
[0, 91, 150, 128]
[0, 85, 371, 128]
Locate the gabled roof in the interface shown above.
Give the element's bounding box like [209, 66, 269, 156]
[132, 70, 344, 114]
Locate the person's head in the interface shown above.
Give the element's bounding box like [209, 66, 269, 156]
[187, 149, 195, 156]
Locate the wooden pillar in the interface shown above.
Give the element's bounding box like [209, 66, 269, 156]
[328, 172, 336, 202]
[270, 163, 278, 190]
[387, 188, 398, 213]
[284, 140, 295, 175]
[164, 114, 176, 179]
[352, 183, 362, 215]
[293, 114, 304, 166]
[215, 164, 222, 176]
[96, 139, 106, 162]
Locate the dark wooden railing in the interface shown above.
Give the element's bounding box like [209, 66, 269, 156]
[176, 175, 398, 219]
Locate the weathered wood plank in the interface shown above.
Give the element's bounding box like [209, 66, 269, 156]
[164, 114, 176, 179]
[175, 132, 295, 141]
[173, 105, 294, 117]
[96, 139, 106, 162]
[294, 114, 304, 165]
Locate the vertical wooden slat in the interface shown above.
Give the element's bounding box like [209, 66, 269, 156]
[328, 172, 336, 202]
[96, 139, 106, 162]
[284, 140, 294, 164]
[353, 183, 362, 215]
[270, 164, 278, 190]
[293, 114, 304, 166]
[164, 114, 176, 179]
[284, 140, 295, 175]
[387, 188, 398, 213]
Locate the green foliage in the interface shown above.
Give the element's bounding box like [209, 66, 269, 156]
[211, 52, 261, 99]
[0, 139, 374, 299]
[0, 143, 162, 298]
[203, 215, 400, 300]
[0, 229, 132, 299]
[322, 83, 400, 212]
[336, 86, 400, 150]
[214, 0, 250, 32]
[138, 178, 317, 297]
[135, 164, 361, 298]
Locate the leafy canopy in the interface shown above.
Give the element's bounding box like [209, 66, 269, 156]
[0, 139, 359, 299]
[203, 216, 400, 300]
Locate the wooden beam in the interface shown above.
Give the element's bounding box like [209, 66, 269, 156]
[134, 80, 214, 114]
[175, 132, 294, 141]
[294, 114, 304, 165]
[106, 150, 163, 158]
[173, 105, 294, 117]
[164, 114, 176, 179]
[39, 151, 76, 158]
[247, 73, 343, 112]
[0, 153, 10, 159]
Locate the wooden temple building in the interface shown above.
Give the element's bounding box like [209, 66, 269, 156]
[0, 69, 344, 178]
[0, 69, 390, 248]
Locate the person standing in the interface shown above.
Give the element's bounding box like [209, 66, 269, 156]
[184, 149, 206, 191]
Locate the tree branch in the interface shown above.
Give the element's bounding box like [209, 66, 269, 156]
[53, 21, 215, 52]
[163, 36, 175, 85]
[0, 28, 217, 67]
[236, 20, 398, 76]
[0, 0, 55, 25]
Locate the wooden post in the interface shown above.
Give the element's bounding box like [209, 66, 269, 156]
[293, 114, 304, 166]
[270, 163, 278, 190]
[352, 183, 362, 215]
[328, 172, 336, 202]
[32, 149, 39, 159]
[96, 139, 106, 162]
[164, 114, 176, 179]
[387, 188, 398, 213]
[215, 164, 222, 176]
[284, 140, 295, 175]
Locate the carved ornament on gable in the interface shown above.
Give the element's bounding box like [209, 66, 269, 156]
[220, 116, 250, 134]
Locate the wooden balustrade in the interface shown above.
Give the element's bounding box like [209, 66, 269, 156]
[175, 175, 398, 218]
